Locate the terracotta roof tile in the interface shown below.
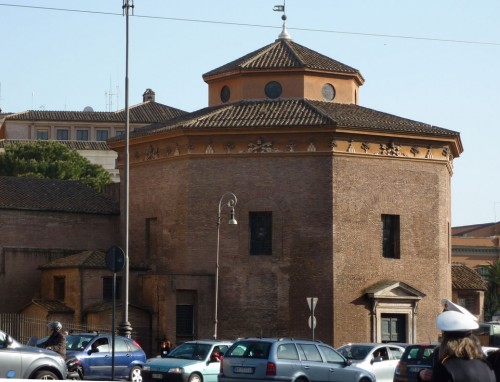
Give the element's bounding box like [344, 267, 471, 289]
[30, 299, 75, 313]
[0, 176, 119, 214]
[4, 101, 186, 124]
[203, 39, 362, 78]
[39, 250, 107, 269]
[123, 99, 458, 139]
[452, 263, 487, 290]
[39, 250, 148, 271]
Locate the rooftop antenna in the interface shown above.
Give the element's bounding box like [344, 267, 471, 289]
[105, 78, 117, 111]
[274, 0, 291, 40]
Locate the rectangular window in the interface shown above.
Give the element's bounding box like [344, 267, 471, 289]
[382, 214, 400, 259]
[103, 276, 122, 300]
[54, 276, 65, 301]
[56, 129, 69, 140]
[249, 211, 272, 255]
[176, 305, 194, 336]
[37, 129, 49, 140]
[96, 129, 109, 141]
[145, 217, 158, 258]
[76, 129, 89, 141]
[115, 129, 125, 137]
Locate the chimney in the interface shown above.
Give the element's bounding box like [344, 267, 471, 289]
[143, 88, 155, 102]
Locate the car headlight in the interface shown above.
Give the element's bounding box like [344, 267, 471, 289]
[168, 368, 184, 374]
[143, 365, 151, 372]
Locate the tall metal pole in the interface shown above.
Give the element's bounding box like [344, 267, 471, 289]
[214, 192, 238, 339]
[119, 0, 133, 339]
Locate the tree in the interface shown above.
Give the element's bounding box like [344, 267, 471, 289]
[0, 141, 112, 192]
[484, 259, 500, 321]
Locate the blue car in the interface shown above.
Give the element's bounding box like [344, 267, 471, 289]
[65, 333, 146, 381]
[142, 340, 232, 382]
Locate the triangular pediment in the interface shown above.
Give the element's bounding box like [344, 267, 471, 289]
[365, 280, 426, 300]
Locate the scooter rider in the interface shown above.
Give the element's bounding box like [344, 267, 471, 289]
[38, 321, 66, 358]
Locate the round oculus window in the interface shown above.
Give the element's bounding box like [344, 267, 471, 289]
[264, 81, 282, 99]
[322, 83, 336, 101]
[220, 86, 230, 103]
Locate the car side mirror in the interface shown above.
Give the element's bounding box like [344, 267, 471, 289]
[5, 335, 13, 347]
[346, 359, 352, 366]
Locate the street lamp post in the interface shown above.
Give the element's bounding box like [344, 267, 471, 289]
[214, 192, 238, 339]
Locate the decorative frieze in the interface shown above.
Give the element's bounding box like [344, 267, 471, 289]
[127, 136, 454, 170]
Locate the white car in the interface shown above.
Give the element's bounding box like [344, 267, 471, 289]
[337, 343, 405, 382]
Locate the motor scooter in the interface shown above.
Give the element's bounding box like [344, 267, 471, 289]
[27, 336, 83, 379]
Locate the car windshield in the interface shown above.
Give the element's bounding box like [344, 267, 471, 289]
[401, 345, 436, 365]
[167, 343, 212, 360]
[66, 334, 96, 351]
[337, 345, 373, 361]
[225, 341, 272, 359]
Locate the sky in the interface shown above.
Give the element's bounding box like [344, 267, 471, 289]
[1, 0, 499, 227]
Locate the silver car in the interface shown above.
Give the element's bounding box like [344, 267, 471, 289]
[337, 343, 405, 382]
[0, 330, 68, 379]
[219, 338, 376, 382]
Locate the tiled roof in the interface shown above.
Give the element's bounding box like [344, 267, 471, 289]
[0, 176, 119, 214]
[39, 250, 108, 269]
[203, 39, 362, 79]
[123, 99, 458, 139]
[4, 101, 187, 124]
[39, 250, 149, 271]
[29, 299, 75, 313]
[0, 139, 110, 151]
[452, 263, 487, 290]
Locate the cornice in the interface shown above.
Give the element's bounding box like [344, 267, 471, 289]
[114, 133, 455, 174]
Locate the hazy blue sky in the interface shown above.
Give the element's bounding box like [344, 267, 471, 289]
[1, 1, 499, 227]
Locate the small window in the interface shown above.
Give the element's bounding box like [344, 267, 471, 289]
[54, 276, 65, 301]
[37, 129, 49, 140]
[103, 276, 122, 300]
[115, 129, 125, 137]
[96, 129, 109, 141]
[264, 81, 282, 99]
[56, 129, 69, 140]
[76, 129, 89, 141]
[249, 212, 272, 255]
[382, 214, 400, 259]
[220, 86, 230, 103]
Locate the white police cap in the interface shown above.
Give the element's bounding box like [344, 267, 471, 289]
[436, 310, 479, 332]
[440, 298, 478, 322]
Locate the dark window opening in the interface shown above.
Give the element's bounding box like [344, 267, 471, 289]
[382, 214, 400, 259]
[54, 276, 65, 301]
[103, 276, 122, 301]
[249, 212, 272, 255]
[176, 305, 194, 336]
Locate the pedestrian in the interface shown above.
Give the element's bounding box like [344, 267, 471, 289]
[418, 310, 495, 382]
[159, 339, 172, 358]
[38, 321, 66, 358]
[486, 349, 500, 381]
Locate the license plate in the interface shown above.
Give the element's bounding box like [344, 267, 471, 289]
[152, 373, 163, 379]
[233, 366, 254, 374]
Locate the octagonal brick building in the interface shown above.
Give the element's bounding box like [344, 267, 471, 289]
[109, 27, 462, 347]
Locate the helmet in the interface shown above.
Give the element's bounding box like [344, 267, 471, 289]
[47, 321, 62, 332]
[436, 310, 479, 332]
[441, 299, 478, 322]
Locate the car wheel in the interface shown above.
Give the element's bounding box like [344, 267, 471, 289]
[130, 366, 142, 382]
[35, 370, 59, 380]
[188, 373, 203, 382]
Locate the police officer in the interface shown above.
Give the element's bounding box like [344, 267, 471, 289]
[420, 310, 494, 382]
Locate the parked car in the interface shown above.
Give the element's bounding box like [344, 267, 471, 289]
[219, 337, 376, 382]
[337, 343, 405, 382]
[142, 339, 232, 382]
[64, 333, 146, 381]
[0, 329, 68, 379]
[393, 343, 438, 382]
